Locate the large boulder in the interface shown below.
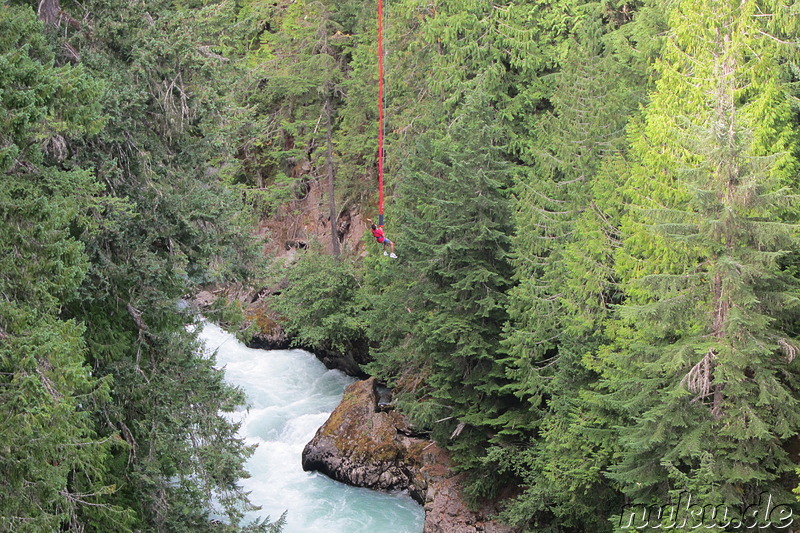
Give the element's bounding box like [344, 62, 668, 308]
[301, 377, 428, 501]
[301, 377, 519, 533]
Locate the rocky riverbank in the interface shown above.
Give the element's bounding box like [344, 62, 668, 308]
[193, 288, 369, 377]
[196, 287, 517, 530]
[301, 377, 519, 533]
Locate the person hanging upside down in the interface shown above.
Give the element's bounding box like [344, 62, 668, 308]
[366, 218, 397, 258]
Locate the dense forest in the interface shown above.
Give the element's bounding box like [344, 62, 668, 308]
[3, 0, 800, 531]
[1, 0, 275, 530]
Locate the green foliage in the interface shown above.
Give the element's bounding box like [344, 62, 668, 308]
[232, 0, 800, 530]
[0, 310, 129, 532]
[9, 0, 800, 530]
[596, 0, 800, 526]
[205, 297, 250, 339]
[232, 0, 364, 214]
[364, 94, 520, 496]
[0, 5, 126, 530]
[0, 5, 102, 173]
[270, 249, 368, 355]
[496, 8, 656, 529]
[1, 1, 279, 531]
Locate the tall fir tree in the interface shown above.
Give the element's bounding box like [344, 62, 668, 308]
[497, 8, 657, 528]
[598, 0, 800, 525]
[364, 94, 519, 498]
[7, 0, 280, 530]
[0, 5, 127, 530]
[238, 0, 353, 218]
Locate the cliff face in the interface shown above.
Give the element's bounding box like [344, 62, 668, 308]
[255, 178, 369, 259]
[302, 377, 520, 533]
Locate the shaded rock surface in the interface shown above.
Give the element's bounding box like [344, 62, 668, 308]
[254, 179, 369, 259]
[245, 296, 367, 376]
[302, 377, 519, 533]
[243, 299, 290, 350]
[303, 345, 369, 378]
[301, 377, 428, 501]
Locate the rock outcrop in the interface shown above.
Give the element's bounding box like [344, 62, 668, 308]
[301, 377, 428, 501]
[303, 345, 369, 378]
[255, 178, 368, 259]
[422, 471, 518, 533]
[246, 293, 368, 376]
[195, 284, 368, 376]
[244, 298, 290, 350]
[302, 377, 519, 533]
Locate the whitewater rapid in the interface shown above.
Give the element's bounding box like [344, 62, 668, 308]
[199, 322, 425, 533]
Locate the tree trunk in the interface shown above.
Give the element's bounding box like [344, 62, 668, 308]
[37, 0, 61, 26]
[325, 93, 340, 257]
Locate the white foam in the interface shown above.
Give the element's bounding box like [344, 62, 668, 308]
[199, 322, 424, 533]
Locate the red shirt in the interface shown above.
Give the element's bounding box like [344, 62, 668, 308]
[371, 226, 386, 243]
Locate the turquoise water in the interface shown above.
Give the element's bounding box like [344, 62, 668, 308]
[199, 322, 425, 533]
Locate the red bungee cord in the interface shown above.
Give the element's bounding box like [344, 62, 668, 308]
[377, 0, 385, 227]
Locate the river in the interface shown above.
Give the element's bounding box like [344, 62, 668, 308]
[199, 321, 425, 533]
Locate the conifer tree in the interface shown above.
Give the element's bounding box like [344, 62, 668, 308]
[270, 249, 368, 359]
[497, 8, 659, 529]
[364, 95, 519, 498]
[239, 0, 351, 215]
[0, 5, 126, 530]
[600, 0, 800, 522]
[20, 0, 279, 529]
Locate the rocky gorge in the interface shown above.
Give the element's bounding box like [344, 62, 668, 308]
[201, 283, 515, 530]
[196, 180, 519, 531]
[301, 377, 518, 533]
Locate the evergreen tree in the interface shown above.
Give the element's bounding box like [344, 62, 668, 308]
[7, 0, 279, 529]
[497, 9, 654, 528]
[600, 0, 800, 524]
[238, 0, 352, 216]
[0, 5, 126, 530]
[270, 249, 368, 358]
[365, 95, 519, 498]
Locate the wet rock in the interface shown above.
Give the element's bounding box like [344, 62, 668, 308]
[244, 301, 290, 350]
[301, 377, 427, 501]
[246, 328, 290, 350]
[302, 377, 521, 532]
[310, 346, 369, 378]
